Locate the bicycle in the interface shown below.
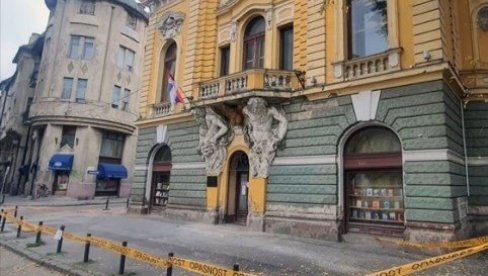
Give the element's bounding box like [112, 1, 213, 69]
[36, 183, 50, 198]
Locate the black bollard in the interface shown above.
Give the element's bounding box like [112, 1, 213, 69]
[1, 194, 4, 204]
[16, 216, 23, 238]
[126, 197, 130, 209]
[104, 198, 109, 210]
[84, 233, 91, 263]
[119, 241, 127, 275]
[1, 215, 6, 232]
[166, 252, 174, 276]
[233, 264, 240, 272]
[14, 205, 18, 217]
[56, 225, 65, 253]
[35, 221, 43, 244]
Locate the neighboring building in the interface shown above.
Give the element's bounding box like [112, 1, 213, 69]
[131, 0, 488, 242]
[0, 34, 44, 195]
[26, 0, 148, 198]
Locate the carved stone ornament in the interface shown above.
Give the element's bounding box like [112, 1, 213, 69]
[243, 97, 288, 178]
[159, 12, 185, 39]
[230, 21, 237, 42]
[266, 9, 273, 30]
[193, 107, 234, 176]
[478, 6, 488, 32]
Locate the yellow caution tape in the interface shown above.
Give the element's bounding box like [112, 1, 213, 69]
[365, 242, 488, 276]
[171, 257, 255, 276]
[377, 235, 488, 249]
[0, 210, 256, 275]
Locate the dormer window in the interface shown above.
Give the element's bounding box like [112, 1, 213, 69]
[80, 0, 95, 15]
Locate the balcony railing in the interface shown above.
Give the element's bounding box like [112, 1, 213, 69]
[199, 69, 300, 100]
[333, 49, 401, 81]
[153, 102, 172, 118]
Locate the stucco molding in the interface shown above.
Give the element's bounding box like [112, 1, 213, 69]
[351, 90, 381, 121]
[273, 155, 337, 165]
[172, 162, 206, 170]
[467, 157, 488, 166]
[403, 149, 465, 165]
[158, 11, 185, 40]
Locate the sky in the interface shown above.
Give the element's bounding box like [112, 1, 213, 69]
[1, 0, 50, 81]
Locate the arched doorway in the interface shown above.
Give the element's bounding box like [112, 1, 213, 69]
[150, 145, 172, 211]
[226, 151, 249, 225]
[343, 127, 404, 236]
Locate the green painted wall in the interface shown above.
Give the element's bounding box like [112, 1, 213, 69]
[131, 121, 206, 208]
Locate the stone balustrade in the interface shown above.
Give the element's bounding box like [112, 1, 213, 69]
[198, 69, 300, 100]
[153, 102, 172, 117]
[334, 49, 401, 81]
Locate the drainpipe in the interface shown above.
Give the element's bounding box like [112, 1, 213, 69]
[460, 102, 470, 197]
[29, 130, 43, 197]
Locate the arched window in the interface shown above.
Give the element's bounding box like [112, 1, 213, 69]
[161, 42, 177, 102]
[151, 145, 172, 209]
[243, 17, 265, 69]
[343, 127, 404, 236]
[348, 0, 388, 58]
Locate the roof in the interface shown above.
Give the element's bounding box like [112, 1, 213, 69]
[110, 0, 149, 21]
[12, 34, 44, 64]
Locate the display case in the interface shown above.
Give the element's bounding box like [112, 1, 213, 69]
[347, 171, 404, 225]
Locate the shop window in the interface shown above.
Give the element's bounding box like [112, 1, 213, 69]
[117, 46, 135, 72]
[76, 79, 87, 102]
[79, 0, 95, 15]
[220, 45, 230, 76]
[344, 127, 404, 236]
[279, 25, 294, 70]
[151, 146, 172, 209]
[347, 0, 388, 58]
[99, 131, 125, 164]
[61, 126, 76, 148]
[54, 171, 70, 192]
[243, 16, 265, 70]
[160, 42, 177, 102]
[61, 77, 73, 99]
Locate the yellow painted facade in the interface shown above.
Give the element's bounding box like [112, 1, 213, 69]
[139, 0, 488, 123]
[135, 0, 488, 235]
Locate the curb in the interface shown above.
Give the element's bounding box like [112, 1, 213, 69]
[0, 239, 94, 276]
[1, 200, 127, 208]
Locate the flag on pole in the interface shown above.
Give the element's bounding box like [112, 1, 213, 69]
[168, 73, 186, 108]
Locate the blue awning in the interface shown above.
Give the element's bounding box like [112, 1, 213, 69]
[97, 163, 128, 179]
[48, 154, 74, 171]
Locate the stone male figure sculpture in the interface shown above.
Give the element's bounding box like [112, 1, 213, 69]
[193, 107, 232, 176]
[243, 97, 287, 178]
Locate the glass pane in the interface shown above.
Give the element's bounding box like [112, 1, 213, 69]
[154, 146, 172, 162]
[82, 38, 94, 60]
[76, 79, 87, 100]
[345, 127, 401, 154]
[61, 126, 76, 148]
[117, 47, 124, 68]
[62, 78, 73, 99]
[112, 86, 121, 108]
[244, 42, 254, 69]
[122, 89, 130, 111]
[100, 133, 124, 158]
[69, 36, 80, 59]
[257, 37, 265, 68]
[348, 171, 404, 224]
[126, 49, 135, 71]
[245, 17, 265, 37]
[350, 0, 388, 58]
[280, 26, 294, 70]
[220, 46, 230, 76]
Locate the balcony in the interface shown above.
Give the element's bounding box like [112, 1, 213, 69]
[152, 102, 173, 118]
[199, 69, 301, 101]
[333, 48, 402, 81]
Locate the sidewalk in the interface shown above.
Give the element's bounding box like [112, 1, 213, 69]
[0, 205, 487, 275]
[0, 195, 127, 208]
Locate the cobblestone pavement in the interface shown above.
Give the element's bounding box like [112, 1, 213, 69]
[0, 245, 65, 276]
[0, 204, 487, 275]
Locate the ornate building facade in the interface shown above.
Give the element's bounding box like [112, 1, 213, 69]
[21, 0, 148, 198]
[131, 0, 488, 242]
